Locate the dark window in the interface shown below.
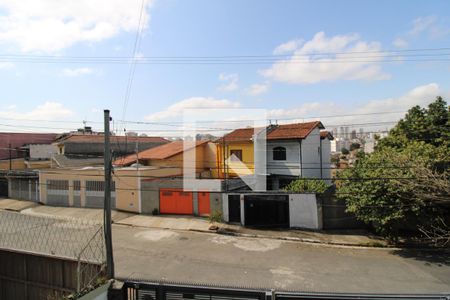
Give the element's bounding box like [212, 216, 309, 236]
[73, 180, 81, 191]
[230, 149, 242, 161]
[273, 146, 286, 160]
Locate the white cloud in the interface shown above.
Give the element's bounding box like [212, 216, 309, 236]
[218, 73, 239, 92]
[408, 16, 437, 36]
[246, 82, 270, 96]
[262, 32, 390, 84]
[145, 97, 241, 121]
[0, 101, 74, 120]
[273, 39, 303, 55]
[266, 83, 443, 128]
[392, 38, 408, 49]
[394, 15, 450, 45]
[62, 67, 94, 77]
[0, 0, 153, 53]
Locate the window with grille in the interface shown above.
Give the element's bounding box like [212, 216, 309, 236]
[73, 180, 81, 191]
[86, 181, 104, 192]
[47, 180, 69, 195]
[273, 146, 287, 161]
[85, 181, 116, 191]
[47, 180, 69, 190]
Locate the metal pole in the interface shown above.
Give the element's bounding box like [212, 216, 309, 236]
[104, 109, 114, 278]
[9, 143, 12, 170]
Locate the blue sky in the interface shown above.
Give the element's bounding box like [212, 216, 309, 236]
[0, 0, 449, 135]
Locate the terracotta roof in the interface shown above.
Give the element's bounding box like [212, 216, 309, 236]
[114, 140, 208, 166]
[216, 127, 266, 142]
[320, 131, 334, 140]
[267, 121, 324, 140]
[60, 134, 169, 144]
[218, 121, 324, 142]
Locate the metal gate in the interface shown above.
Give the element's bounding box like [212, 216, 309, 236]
[122, 281, 450, 300]
[123, 282, 267, 300]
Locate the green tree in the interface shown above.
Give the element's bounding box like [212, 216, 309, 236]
[377, 96, 450, 150]
[349, 143, 361, 151]
[341, 147, 350, 155]
[337, 97, 450, 241]
[284, 178, 329, 194]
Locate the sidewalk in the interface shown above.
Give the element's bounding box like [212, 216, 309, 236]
[0, 198, 387, 247]
[0, 198, 132, 222]
[115, 212, 387, 247]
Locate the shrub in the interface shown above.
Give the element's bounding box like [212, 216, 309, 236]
[283, 178, 329, 194]
[208, 210, 223, 223]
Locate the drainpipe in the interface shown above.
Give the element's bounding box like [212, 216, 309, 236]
[298, 139, 303, 177]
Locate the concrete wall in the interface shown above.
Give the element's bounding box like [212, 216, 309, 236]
[301, 128, 321, 178]
[289, 193, 322, 230]
[29, 144, 58, 160]
[39, 166, 181, 213]
[267, 141, 301, 176]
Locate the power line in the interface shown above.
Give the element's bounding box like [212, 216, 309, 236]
[0, 46, 449, 59]
[121, 0, 146, 129]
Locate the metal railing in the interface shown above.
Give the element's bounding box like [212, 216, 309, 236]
[122, 281, 450, 300]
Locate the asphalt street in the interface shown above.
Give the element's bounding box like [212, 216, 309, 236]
[113, 225, 450, 294]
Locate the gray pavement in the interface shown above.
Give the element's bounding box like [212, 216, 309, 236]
[113, 225, 450, 294]
[0, 210, 105, 262]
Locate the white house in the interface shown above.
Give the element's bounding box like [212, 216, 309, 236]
[264, 121, 333, 189]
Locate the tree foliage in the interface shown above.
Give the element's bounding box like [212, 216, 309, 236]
[349, 143, 361, 151]
[337, 97, 450, 241]
[284, 178, 329, 194]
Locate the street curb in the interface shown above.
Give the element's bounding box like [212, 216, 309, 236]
[113, 223, 411, 250]
[198, 228, 398, 250]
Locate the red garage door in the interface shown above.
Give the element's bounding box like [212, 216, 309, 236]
[198, 191, 210, 216]
[160, 189, 193, 215]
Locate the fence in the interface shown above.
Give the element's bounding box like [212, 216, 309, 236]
[0, 210, 106, 298]
[121, 281, 450, 300]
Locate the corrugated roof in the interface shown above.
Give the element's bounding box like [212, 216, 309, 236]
[60, 135, 169, 144]
[0, 132, 57, 160]
[114, 140, 208, 166]
[218, 121, 323, 142]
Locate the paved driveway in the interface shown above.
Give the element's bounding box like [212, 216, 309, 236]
[113, 225, 450, 294]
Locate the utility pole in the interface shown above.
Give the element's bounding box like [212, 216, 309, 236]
[8, 143, 12, 170]
[104, 109, 114, 278]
